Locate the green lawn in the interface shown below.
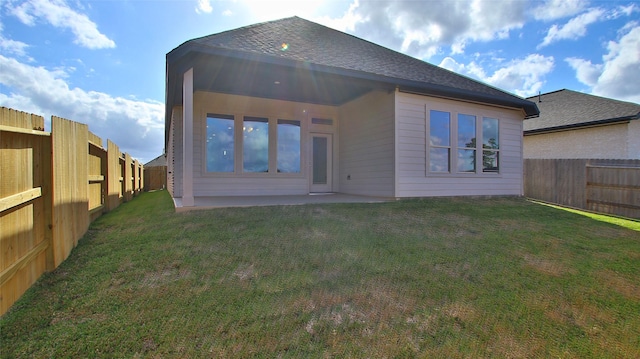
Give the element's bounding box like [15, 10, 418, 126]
[2, 191, 639, 358]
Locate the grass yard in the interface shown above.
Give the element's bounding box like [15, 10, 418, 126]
[1, 191, 639, 358]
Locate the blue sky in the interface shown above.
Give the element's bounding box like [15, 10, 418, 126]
[1, 0, 639, 163]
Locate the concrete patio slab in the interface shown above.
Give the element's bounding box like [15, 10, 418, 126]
[173, 193, 393, 211]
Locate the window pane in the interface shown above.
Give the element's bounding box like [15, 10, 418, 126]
[429, 148, 450, 172]
[277, 120, 301, 173]
[243, 117, 269, 173]
[458, 114, 476, 148]
[482, 118, 499, 172]
[482, 117, 499, 149]
[457, 149, 476, 172]
[483, 151, 499, 172]
[429, 110, 450, 146]
[206, 115, 234, 172]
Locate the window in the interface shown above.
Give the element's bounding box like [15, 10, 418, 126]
[427, 110, 500, 175]
[457, 114, 476, 172]
[206, 115, 235, 172]
[243, 117, 269, 173]
[277, 120, 301, 173]
[206, 113, 304, 176]
[482, 117, 499, 172]
[429, 110, 450, 172]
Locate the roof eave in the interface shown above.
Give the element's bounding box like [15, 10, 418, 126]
[524, 114, 638, 135]
[165, 42, 541, 145]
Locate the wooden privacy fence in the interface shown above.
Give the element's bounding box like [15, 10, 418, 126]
[524, 159, 640, 219]
[144, 166, 167, 191]
[1, 107, 144, 316]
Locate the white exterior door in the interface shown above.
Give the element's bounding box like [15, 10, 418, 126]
[310, 133, 332, 193]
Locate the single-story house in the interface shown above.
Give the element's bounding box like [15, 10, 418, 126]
[165, 16, 539, 207]
[524, 89, 640, 159]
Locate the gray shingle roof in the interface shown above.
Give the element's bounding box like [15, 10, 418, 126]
[144, 154, 166, 167]
[169, 16, 537, 116]
[524, 89, 640, 133]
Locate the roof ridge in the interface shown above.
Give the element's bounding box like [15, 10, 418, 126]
[188, 16, 300, 44]
[529, 88, 640, 107]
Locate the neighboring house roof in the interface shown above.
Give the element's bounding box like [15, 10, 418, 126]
[166, 16, 538, 144]
[144, 154, 166, 167]
[524, 89, 640, 134]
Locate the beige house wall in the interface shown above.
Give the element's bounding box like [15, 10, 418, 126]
[168, 89, 535, 200]
[395, 92, 526, 197]
[190, 92, 338, 196]
[338, 90, 396, 197]
[524, 123, 630, 159]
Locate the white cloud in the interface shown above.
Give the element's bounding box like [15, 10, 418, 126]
[566, 23, 640, 103]
[0, 34, 29, 57]
[316, 0, 364, 33]
[196, 0, 213, 14]
[565, 58, 601, 86]
[0, 55, 163, 162]
[440, 54, 555, 97]
[0, 17, 31, 57]
[538, 8, 605, 48]
[316, 0, 527, 59]
[6, 0, 115, 49]
[532, 0, 588, 21]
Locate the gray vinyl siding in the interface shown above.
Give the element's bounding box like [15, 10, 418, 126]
[338, 90, 395, 197]
[191, 92, 337, 196]
[395, 92, 525, 197]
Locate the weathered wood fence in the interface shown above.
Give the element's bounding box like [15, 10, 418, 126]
[524, 159, 640, 219]
[1, 107, 143, 316]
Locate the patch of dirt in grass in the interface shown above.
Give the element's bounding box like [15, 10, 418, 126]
[50, 310, 109, 326]
[522, 253, 573, 277]
[536, 295, 616, 336]
[352, 281, 418, 322]
[303, 282, 417, 339]
[140, 262, 191, 288]
[442, 301, 477, 323]
[232, 263, 256, 281]
[597, 269, 640, 300]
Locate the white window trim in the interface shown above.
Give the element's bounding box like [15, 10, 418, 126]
[426, 106, 502, 177]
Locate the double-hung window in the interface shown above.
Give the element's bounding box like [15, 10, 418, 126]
[428, 109, 500, 174]
[457, 114, 476, 173]
[482, 117, 499, 172]
[429, 110, 451, 172]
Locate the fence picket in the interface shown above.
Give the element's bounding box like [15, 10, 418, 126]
[0, 107, 144, 316]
